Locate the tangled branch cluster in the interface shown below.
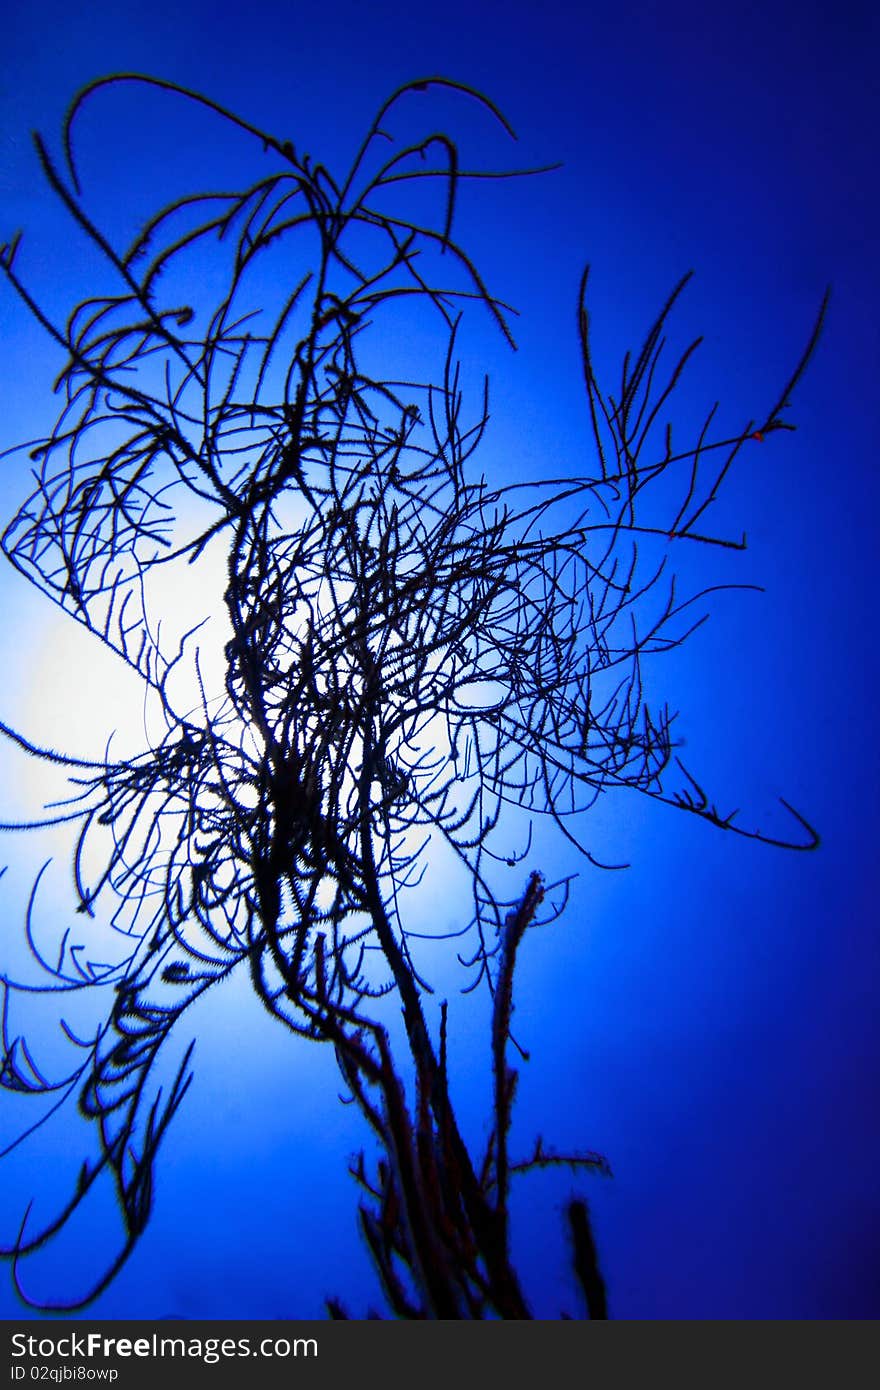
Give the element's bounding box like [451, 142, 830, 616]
[0, 76, 823, 1314]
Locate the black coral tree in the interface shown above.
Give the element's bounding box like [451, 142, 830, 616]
[0, 75, 824, 1317]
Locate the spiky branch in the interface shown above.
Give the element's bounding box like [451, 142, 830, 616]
[0, 75, 824, 1315]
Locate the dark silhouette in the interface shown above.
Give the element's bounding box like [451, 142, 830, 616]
[0, 75, 825, 1317]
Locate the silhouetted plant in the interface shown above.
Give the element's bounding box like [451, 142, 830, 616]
[0, 75, 825, 1317]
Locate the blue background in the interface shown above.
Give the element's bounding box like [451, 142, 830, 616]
[0, 0, 877, 1319]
